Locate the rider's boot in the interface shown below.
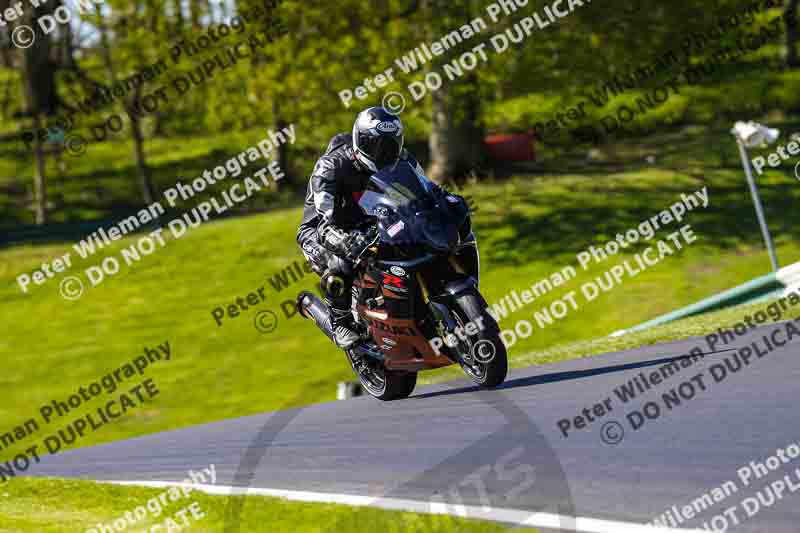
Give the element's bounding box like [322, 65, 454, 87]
[330, 306, 361, 350]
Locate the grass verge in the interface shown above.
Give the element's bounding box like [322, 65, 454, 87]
[0, 478, 540, 533]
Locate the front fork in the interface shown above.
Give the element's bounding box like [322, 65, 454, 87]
[418, 270, 478, 364]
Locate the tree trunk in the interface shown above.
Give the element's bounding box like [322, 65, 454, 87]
[21, 61, 47, 224]
[271, 100, 289, 187]
[20, 1, 61, 224]
[30, 113, 48, 224]
[427, 86, 454, 184]
[130, 86, 156, 204]
[427, 80, 484, 184]
[96, 5, 156, 205]
[189, 0, 202, 27]
[173, 0, 184, 31]
[422, 0, 485, 184]
[786, 0, 799, 67]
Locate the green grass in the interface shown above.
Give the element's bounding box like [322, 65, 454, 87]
[2, 119, 800, 531]
[0, 126, 318, 227]
[2, 90, 800, 533]
[2, 121, 800, 464]
[0, 478, 541, 533]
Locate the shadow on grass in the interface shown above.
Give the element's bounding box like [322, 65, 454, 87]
[481, 184, 798, 265]
[478, 118, 800, 267]
[0, 142, 307, 229]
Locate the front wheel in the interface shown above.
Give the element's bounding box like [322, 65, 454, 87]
[449, 290, 508, 388]
[348, 351, 417, 401]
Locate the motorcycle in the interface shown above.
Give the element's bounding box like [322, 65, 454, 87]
[297, 161, 507, 400]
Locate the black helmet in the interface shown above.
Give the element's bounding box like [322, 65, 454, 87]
[352, 106, 404, 172]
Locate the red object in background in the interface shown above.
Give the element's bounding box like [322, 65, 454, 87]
[484, 132, 536, 162]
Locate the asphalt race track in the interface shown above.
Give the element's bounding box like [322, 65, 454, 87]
[27, 320, 800, 532]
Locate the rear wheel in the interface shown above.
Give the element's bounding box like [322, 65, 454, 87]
[449, 290, 508, 388]
[348, 351, 417, 401]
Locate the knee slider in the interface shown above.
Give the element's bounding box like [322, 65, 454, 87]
[321, 271, 347, 298]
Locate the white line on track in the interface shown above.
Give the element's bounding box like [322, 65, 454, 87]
[109, 480, 706, 533]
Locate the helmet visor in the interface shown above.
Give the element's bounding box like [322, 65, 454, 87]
[361, 135, 403, 170]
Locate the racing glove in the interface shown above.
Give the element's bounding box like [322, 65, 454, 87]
[320, 226, 373, 261]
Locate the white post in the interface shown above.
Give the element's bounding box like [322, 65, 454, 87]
[735, 137, 779, 272]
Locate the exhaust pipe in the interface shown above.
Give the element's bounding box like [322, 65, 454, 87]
[297, 291, 384, 363]
[297, 291, 334, 341]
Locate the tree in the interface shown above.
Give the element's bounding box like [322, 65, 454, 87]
[17, 0, 63, 224]
[422, 0, 486, 183]
[90, 0, 167, 205]
[786, 0, 799, 67]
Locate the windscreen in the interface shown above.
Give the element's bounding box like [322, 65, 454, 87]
[359, 161, 434, 216]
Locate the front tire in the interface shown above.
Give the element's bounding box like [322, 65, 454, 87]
[349, 352, 417, 401]
[450, 290, 508, 388]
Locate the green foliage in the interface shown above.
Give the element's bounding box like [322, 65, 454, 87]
[2, 0, 799, 224]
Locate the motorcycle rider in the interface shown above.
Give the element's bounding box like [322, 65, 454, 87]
[296, 106, 479, 350]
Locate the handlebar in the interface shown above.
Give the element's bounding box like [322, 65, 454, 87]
[350, 226, 380, 265]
